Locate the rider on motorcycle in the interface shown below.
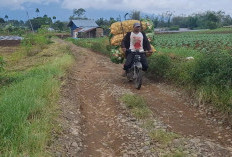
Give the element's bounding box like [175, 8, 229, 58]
[121, 22, 153, 76]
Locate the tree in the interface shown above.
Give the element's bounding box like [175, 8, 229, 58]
[52, 16, 56, 22]
[187, 16, 198, 29]
[26, 16, 52, 30]
[69, 8, 87, 20]
[130, 10, 140, 20]
[4, 15, 8, 21]
[52, 20, 67, 31]
[73, 8, 86, 17]
[165, 11, 173, 27]
[36, 8, 40, 17]
[0, 18, 5, 23]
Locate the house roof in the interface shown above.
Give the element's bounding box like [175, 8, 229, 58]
[0, 36, 23, 40]
[68, 19, 98, 27]
[79, 27, 97, 33]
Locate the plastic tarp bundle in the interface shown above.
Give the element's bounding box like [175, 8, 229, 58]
[109, 19, 156, 64]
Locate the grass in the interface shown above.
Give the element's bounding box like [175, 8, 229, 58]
[121, 94, 152, 119]
[66, 37, 111, 55]
[0, 36, 74, 156]
[163, 150, 186, 157]
[149, 129, 180, 146]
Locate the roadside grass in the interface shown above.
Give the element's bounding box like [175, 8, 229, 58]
[121, 94, 151, 119]
[148, 47, 232, 114]
[0, 37, 74, 156]
[66, 37, 110, 55]
[149, 129, 180, 146]
[163, 150, 186, 157]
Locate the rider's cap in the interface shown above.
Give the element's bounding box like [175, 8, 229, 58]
[133, 23, 141, 28]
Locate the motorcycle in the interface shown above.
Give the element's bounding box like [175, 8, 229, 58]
[126, 50, 146, 90]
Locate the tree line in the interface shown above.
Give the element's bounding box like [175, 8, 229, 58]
[1, 8, 232, 36]
[95, 10, 232, 32]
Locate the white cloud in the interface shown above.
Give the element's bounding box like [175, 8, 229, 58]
[0, 0, 59, 10]
[0, 0, 231, 15]
[61, 0, 232, 15]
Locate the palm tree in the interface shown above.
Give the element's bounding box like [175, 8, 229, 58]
[4, 15, 8, 21]
[36, 8, 40, 17]
[52, 16, 56, 22]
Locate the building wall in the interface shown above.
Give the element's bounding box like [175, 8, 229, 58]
[70, 23, 78, 37]
[96, 28, 104, 37]
[78, 30, 96, 38]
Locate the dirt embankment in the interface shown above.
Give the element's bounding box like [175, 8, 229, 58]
[52, 39, 232, 157]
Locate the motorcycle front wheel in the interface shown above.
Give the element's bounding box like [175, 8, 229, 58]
[134, 68, 142, 90]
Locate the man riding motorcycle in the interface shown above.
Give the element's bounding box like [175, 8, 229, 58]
[121, 22, 153, 76]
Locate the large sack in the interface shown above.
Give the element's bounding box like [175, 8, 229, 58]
[110, 34, 124, 46]
[110, 20, 147, 35]
[110, 32, 155, 46]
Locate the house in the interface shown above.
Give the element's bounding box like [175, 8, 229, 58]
[67, 19, 103, 38]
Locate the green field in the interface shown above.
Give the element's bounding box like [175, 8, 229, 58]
[153, 28, 232, 54]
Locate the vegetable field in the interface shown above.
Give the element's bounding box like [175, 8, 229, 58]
[152, 28, 232, 54]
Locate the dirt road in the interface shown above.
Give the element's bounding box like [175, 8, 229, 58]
[52, 40, 232, 156]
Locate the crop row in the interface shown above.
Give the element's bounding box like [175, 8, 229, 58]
[152, 32, 232, 53]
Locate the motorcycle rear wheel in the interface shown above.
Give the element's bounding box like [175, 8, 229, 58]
[134, 68, 142, 90]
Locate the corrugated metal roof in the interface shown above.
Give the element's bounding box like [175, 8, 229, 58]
[72, 20, 98, 27]
[0, 36, 23, 40]
[78, 27, 97, 33]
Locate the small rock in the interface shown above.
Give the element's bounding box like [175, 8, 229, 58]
[55, 152, 62, 157]
[145, 150, 151, 154]
[123, 154, 129, 157]
[143, 146, 149, 151]
[131, 118, 136, 121]
[71, 142, 78, 147]
[121, 119, 126, 123]
[183, 151, 190, 154]
[128, 151, 137, 155]
[190, 139, 200, 143]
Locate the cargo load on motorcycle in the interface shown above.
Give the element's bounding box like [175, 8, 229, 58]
[109, 19, 156, 64]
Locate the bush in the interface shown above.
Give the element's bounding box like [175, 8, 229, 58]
[148, 54, 172, 79]
[91, 42, 108, 54]
[0, 56, 5, 72]
[167, 60, 195, 85]
[169, 25, 180, 31]
[192, 52, 232, 87]
[21, 33, 52, 56]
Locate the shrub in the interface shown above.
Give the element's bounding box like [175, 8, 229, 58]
[0, 56, 5, 72]
[192, 52, 232, 87]
[21, 33, 52, 56]
[148, 54, 172, 79]
[169, 25, 180, 31]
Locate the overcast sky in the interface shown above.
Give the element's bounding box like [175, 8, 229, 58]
[0, 0, 231, 21]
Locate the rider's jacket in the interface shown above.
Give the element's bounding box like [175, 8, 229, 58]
[121, 32, 151, 51]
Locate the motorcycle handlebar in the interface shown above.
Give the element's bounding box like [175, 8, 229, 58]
[126, 49, 148, 53]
